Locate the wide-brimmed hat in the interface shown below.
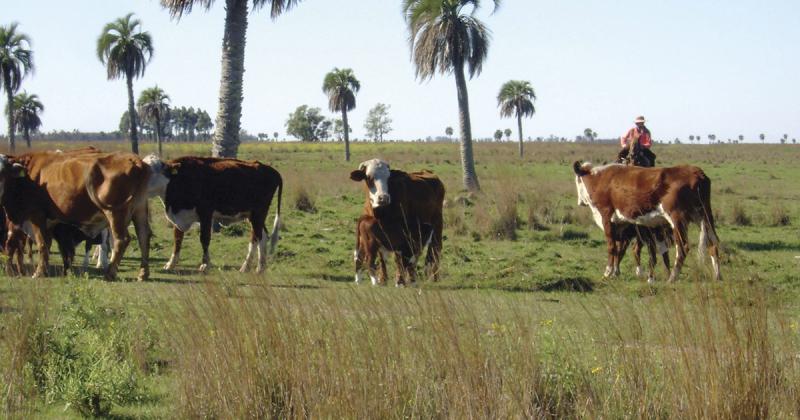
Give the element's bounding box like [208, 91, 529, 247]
[634, 116, 646, 123]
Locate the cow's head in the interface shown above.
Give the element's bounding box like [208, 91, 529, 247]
[142, 154, 179, 198]
[573, 161, 593, 207]
[0, 155, 27, 202]
[350, 159, 391, 208]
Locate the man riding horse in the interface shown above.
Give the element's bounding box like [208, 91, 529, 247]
[617, 115, 656, 167]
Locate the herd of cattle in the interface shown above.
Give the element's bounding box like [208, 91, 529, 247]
[0, 146, 721, 284]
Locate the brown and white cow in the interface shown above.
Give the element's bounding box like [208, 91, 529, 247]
[1, 150, 152, 280]
[613, 224, 672, 283]
[350, 158, 444, 281]
[573, 161, 721, 282]
[354, 214, 433, 286]
[144, 155, 282, 274]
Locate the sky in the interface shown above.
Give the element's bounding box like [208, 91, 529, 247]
[3, 0, 800, 143]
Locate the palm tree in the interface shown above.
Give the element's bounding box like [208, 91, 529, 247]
[445, 126, 454, 139]
[97, 13, 153, 155]
[0, 23, 34, 153]
[6, 91, 43, 148]
[404, 0, 500, 192]
[497, 80, 535, 156]
[759, 133, 765, 144]
[161, 0, 303, 158]
[137, 86, 170, 157]
[322, 68, 360, 162]
[583, 128, 594, 142]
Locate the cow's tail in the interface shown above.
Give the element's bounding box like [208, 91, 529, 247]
[268, 171, 283, 254]
[85, 165, 133, 211]
[697, 173, 719, 260]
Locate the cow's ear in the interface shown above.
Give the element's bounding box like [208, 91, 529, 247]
[12, 163, 27, 178]
[573, 161, 590, 176]
[350, 169, 366, 182]
[167, 163, 181, 177]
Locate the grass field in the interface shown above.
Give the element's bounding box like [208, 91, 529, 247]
[2, 141, 799, 418]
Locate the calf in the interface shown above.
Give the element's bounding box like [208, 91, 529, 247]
[574, 161, 721, 282]
[144, 155, 282, 274]
[354, 215, 433, 286]
[613, 224, 672, 283]
[52, 224, 111, 273]
[350, 159, 445, 280]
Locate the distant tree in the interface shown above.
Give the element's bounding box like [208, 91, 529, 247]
[322, 67, 360, 161]
[504, 128, 512, 141]
[445, 126, 454, 139]
[285, 105, 328, 142]
[689, 135, 695, 143]
[364, 103, 392, 142]
[404, 0, 500, 191]
[137, 86, 170, 156]
[6, 91, 43, 148]
[497, 80, 536, 156]
[0, 23, 35, 153]
[196, 109, 213, 139]
[273, 131, 279, 141]
[793, 138, 796, 144]
[759, 133, 765, 144]
[493, 129, 503, 142]
[334, 118, 352, 141]
[97, 13, 153, 154]
[738, 134, 744, 143]
[583, 128, 595, 142]
[783, 134, 788, 143]
[161, 0, 304, 157]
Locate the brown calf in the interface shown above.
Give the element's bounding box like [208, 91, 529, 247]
[354, 215, 433, 286]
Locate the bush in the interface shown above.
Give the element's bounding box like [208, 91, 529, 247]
[730, 202, 751, 226]
[25, 286, 155, 417]
[489, 197, 519, 241]
[769, 203, 791, 226]
[294, 187, 317, 213]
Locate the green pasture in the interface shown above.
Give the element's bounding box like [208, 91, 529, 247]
[1, 141, 799, 418]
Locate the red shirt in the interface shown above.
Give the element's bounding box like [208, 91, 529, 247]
[620, 126, 652, 148]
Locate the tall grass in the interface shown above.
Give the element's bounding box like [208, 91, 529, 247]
[158, 280, 799, 419]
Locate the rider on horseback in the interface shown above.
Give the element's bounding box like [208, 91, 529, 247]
[617, 115, 656, 167]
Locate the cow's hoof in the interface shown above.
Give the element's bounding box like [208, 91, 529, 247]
[104, 271, 118, 282]
[198, 263, 209, 273]
[647, 276, 656, 284]
[163, 262, 175, 270]
[137, 268, 149, 282]
[255, 266, 265, 274]
[31, 270, 45, 279]
[635, 266, 643, 277]
[238, 264, 249, 273]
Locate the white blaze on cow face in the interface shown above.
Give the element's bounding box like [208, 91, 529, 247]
[360, 159, 391, 208]
[142, 154, 170, 198]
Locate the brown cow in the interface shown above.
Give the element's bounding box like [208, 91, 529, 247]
[354, 215, 433, 286]
[613, 224, 672, 283]
[1, 150, 152, 280]
[573, 161, 721, 282]
[143, 155, 282, 274]
[350, 158, 444, 281]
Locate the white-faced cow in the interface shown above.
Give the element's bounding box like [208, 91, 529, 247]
[573, 161, 721, 282]
[354, 214, 433, 286]
[144, 155, 282, 274]
[0, 150, 152, 280]
[350, 158, 444, 282]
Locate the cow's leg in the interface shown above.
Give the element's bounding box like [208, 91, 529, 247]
[379, 249, 391, 285]
[29, 222, 50, 279]
[602, 220, 617, 278]
[164, 227, 184, 270]
[249, 214, 268, 273]
[104, 211, 131, 281]
[197, 212, 213, 273]
[6, 229, 26, 276]
[82, 241, 92, 273]
[645, 235, 658, 284]
[424, 215, 444, 281]
[99, 230, 111, 270]
[393, 252, 406, 287]
[615, 238, 630, 277]
[132, 204, 151, 282]
[668, 222, 689, 283]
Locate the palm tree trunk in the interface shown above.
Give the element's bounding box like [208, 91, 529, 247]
[342, 109, 350, 162]
[155, 113, 163, 157]
[5, 81, 14, 153]
[126, 74, 140, 154]
[24, 127, 31, 148]
[517, 112, 524, 158]
[212, 0, 248, 158]
[453, 62, 480, 191]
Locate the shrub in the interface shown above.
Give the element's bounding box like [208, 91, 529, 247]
[730, 202, 751, 226]
[294, 187, 317, 213]
[489, 196, 519, 241]
[24, 286, 155, 417]
[769, 203, 791, 226]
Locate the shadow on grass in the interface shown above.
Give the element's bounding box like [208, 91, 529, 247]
[537, 277, 595, 292]
[733, 240, 800, 252]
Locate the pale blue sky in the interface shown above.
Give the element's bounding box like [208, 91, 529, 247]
[3, 0, 799, 142]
